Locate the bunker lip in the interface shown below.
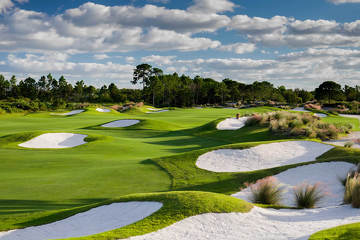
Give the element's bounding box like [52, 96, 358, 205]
[101, 119, 140, 128]
[216, 117, 249, 130]
[196, 141, 334, 173]
[18, 133, 88, 149]
[0, 201, 162, 240]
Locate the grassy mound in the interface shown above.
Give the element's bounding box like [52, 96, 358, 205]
[246, 112, 352, 140]
[0, 191, 253, 240]
[309, 222, 360, 240]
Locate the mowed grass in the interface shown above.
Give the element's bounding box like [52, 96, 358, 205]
[0, 106, 273, 231]
[1, 106, 360, 239]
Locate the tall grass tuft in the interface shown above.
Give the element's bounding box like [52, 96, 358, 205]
[248, 177, 284, 205]
[294, 183, 325, 208]
[343, 164, 360, 208]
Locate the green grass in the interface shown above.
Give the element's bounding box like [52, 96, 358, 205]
[1, 106, 360, 239]
[0, 106, 273, 231]
[152, 139, 360, 195]
[309, 222, 360, 240]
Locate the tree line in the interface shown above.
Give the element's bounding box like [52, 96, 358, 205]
[0, 64, 359, 108]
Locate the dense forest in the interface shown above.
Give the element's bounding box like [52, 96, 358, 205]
[0, 63, 359, 111]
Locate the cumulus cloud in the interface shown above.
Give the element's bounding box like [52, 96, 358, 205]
[188, 0, 236, 13]
[328, 0, 360, 4]
[0, 0, 14, 14]
[94, 54, 110, 60]
[219, 43, 256, 54]
[0, 2, 225, 53]
[141, 55, 176, 65]
[6, 53, 134, 86]
[230, 15, 360, 48]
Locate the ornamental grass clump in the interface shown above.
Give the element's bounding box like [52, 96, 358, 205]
[343, 164, 360, 208]
[245, 111, 351, 140]
[294, 183, 325, 209]
[248, 176, 284, 205]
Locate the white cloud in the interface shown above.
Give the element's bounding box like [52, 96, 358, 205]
[188, 0, 236, 13]
[0, 3, 225, 53]
[230, 15, 360, 48]
[0, 0, 13, 14]
[141, 55, 176, 65]
[328, 0, 360, 4]
[6, 53, 134, 86]
[94, 54, 110, 60]
[126, 56, 135, 63]
[219, 43, 256, 54]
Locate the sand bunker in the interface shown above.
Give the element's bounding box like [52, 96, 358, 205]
[217, 117, 249, 130]
[129, 162, 358, 240]
[147, 110, 169, 114]
[315, 113, 327, 118]
[51, 110, 84, 116]
[0, 202, 162, 240]
[196, 141, 333, 172]
[128, 205, 360, 240]
[101, 120, 140, 128]
[233, 162, 355, 207]
[19, 133, 87, 149]
[291, 107, 310, 112]
[325, 131, 360, 149]
[96, 108, 111, 113]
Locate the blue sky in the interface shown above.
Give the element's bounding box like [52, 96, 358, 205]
[0, 0, 360, 89]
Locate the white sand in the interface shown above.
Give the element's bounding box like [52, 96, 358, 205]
[147, 110, 169, 114]
[292, 107, 310, 112]
[147, 108, 159, 111]
[0, 202, 162, 240]
[51, 110, 84, 116]
[216, 117, 249, 130]
[128, 205, 360, 240]
[324, 131, 360, 149]
[196, 141, 333, 172]
[233, 162, 355, 207]
[96, 108, 111, 113]
[18, 133, 87, 149]
[314, 113, 327, 118]
[101, 120, 140, 128]
[129, 162, 358, 240]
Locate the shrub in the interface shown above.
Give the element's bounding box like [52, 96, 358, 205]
[352, 183, 360, 208]
[343, 164, 360, 208]
[294, 183, 325, 208]
[245, 111, 348, 140]
[248, 177, 284, 205]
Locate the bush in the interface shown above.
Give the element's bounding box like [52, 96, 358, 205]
[248, 177, 284, 205]
[245, 111, 349, 140]
[294, 183, 325, 208]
